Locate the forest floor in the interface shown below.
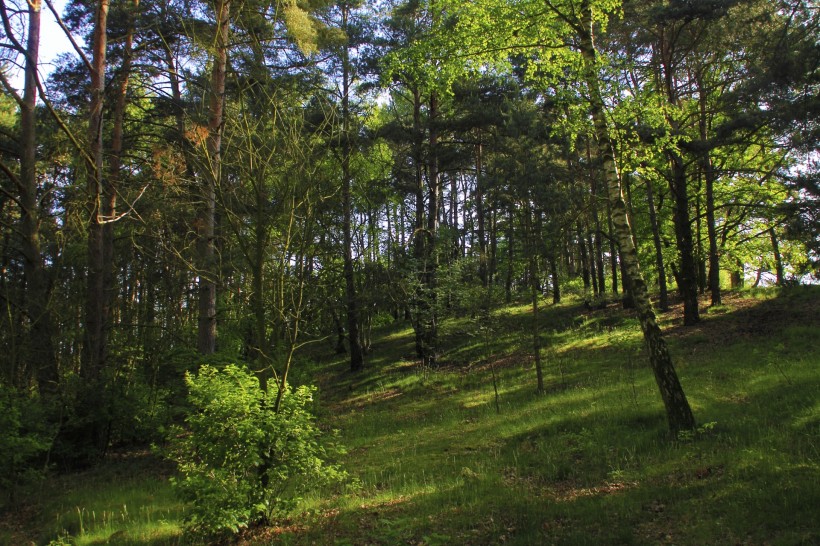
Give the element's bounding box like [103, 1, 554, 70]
[3, 287, 819, 545]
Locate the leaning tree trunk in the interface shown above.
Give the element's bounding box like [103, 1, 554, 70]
[578, 0, 695, 434]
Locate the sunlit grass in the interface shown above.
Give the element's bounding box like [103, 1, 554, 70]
[15, 287, 820, 545]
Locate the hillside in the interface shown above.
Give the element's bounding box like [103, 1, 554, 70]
[3, 287, 819, 545]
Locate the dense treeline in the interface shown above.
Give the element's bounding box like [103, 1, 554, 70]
[0, 0, 816, 500]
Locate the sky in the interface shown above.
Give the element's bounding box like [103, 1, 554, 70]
[39, 0, 74, 77]
[5, 0, 73, 91]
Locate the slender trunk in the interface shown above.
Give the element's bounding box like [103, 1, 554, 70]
[84, 0, 110, 380]
[588, 142, 606, 294]
[645, 177, 669, 311]
[770, 227, 784, 286]
[251, 214, 268, 385]
[656, 27, 700, 325]
[704, 159, 721, 304]
[197, 0, 230, 355]
[669, 152, 701, 324]
[577, 223, 591, 292]
[695, 187, 707, 294]
[14, 0, 58, 393]
[505, 208, 514, 303]
[411, 87, 426, 358]
[695, 73, 721, 305]
[341, 8, 363, 371]
[606, 199, 618, 295]
[103, 0, 137, 356]
[579, 1, 695, 434]
[475, 141, 488, 288]
[490, 206, 498, 285]
[421, 91, 440, 368]
[525, 206, 544, 393]
[588, 232, 599, 296]
[550, 253, 560, 304]
[451, 169, 459, 257]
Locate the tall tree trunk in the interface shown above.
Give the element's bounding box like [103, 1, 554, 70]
[606, 199, 618, 295]
[550, 252, 560, 304]
[578, 0, 695, 434]
[475, 141, 488, 288]
[84, 0, 110, 380]
[645, 176, 669, 311]
[341, 6, 363, 372]
[588, 142, 606, 295]
[489, 206, 498, 285]
[197, 0, 230, 355]
[588, 231, 599, 296]
[411, 87, 426, 358]
[104, 0, 137, 354]
[505, 208, 514, 303]
[656, 26, 700, 325]
[10, 0, 58, 393]
[421, 90, 440, 368]
[525, 206, 544, 394]
[696, 73, 721, 305]
[770, 227, 784, 286]
[669, 152, 701, 325]
[577, 223, 591, 292]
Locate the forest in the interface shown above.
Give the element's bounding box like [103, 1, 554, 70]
[0, 0, 818, 543]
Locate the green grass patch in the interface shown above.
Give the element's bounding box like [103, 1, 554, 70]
[6, 288, 819, 545]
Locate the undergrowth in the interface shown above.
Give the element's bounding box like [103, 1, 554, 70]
[3, 287, 818, 545]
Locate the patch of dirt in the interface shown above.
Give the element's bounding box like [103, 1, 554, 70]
[0, 502, 39, 546]
[447, 351, 532, 375]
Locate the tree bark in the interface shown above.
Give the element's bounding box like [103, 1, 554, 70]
[770, 227, 784, 286]
[525, 206, 544, 394]
[695, 72, 722, 305]
[475, 141, 488, 288]
[197, 0, 230, 355]
[578, 0, 695, 434]
[669, 152, 701, 324]
[11, 0, 59, 393]
[421, 90, 440, 368]
[645, 176, 669, 311]
[84, 0, 110, 380]
[341, 5, 363, 372]
[577, 223, 591, 292]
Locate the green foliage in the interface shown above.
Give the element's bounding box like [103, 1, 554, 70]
[0, 386, 53, 504]
[164, 364, 344, 537]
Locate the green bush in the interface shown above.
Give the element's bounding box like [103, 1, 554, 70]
[0, 385, 52, 505]
[165, 364, 344, 537]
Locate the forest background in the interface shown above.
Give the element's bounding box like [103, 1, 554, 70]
[0, 0, 817, 543]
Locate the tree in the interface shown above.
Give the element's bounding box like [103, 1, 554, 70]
[437, 0, 697, 433]
[0, 0, 59, 393]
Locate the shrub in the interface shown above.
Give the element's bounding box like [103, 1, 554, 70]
[0, 385, 52, 505]
[164, 364, 344, 537]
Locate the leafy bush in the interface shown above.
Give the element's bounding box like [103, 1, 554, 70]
[165, 365, 344, 537]
[0, 385, 53, 505]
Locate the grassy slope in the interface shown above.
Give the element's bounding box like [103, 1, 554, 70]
[3, 287, 819, 545]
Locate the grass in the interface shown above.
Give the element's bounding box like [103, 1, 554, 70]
[3, 287, 818, 545]
[2, 453, 185, 545]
